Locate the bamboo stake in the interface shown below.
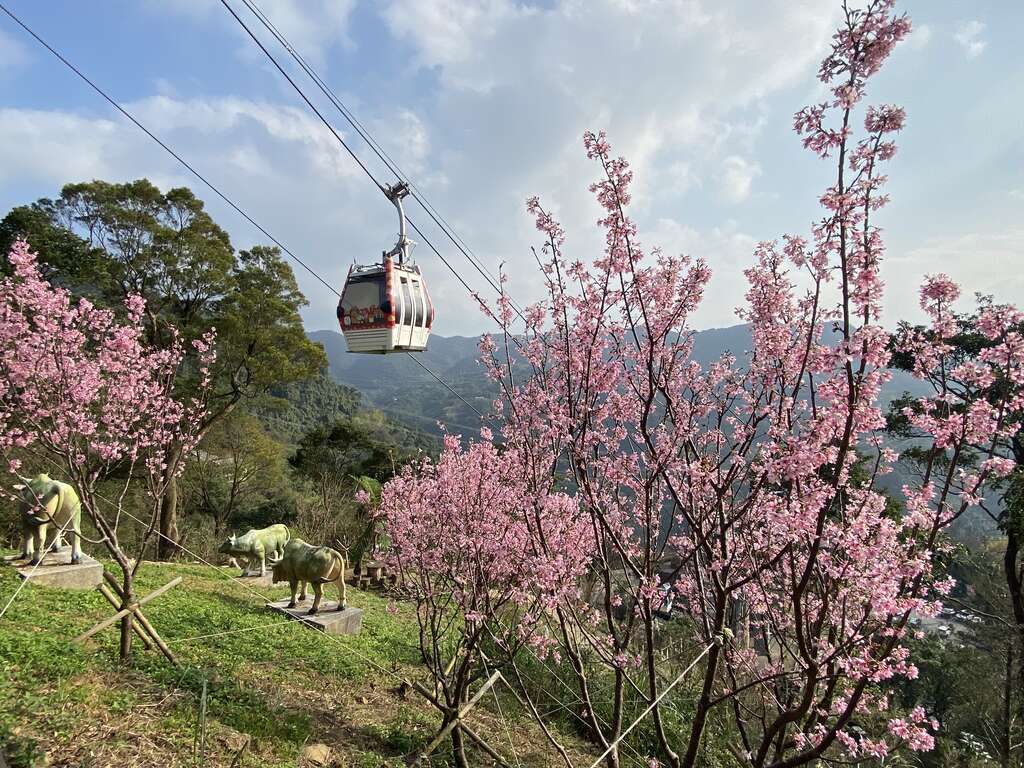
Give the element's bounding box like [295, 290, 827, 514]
[131, 606, 179, 665]
[102, 571, 179, 665]
[411, 680, 511, 767]
[416, 671, 501, 763]
[97, 584, 154, 650]
[199, 677, 208, 765]
[74, 576, 182, 643]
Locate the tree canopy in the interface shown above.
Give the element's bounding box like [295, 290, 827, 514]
[0, 179, 326, 557]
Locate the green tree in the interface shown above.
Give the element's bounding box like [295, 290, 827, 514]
[290, 413, 426, 561]
[893, 549, 1022, 768]
[249, 370, 363, 444]
[1, 179, 326, 557]
[183, 411, 289, 536]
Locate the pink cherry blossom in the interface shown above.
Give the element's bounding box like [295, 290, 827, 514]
[378, 1, 1021, 765]
[0, 239, 212, 578]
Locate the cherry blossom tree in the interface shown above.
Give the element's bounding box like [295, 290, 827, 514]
[887, 292, 1024, 764]
[456, 1, 1024, 766]
[380, 431, 594, 767]
[0, 238, 212, 660]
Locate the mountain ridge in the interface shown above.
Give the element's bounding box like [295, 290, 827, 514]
[310, 323, 931, 436]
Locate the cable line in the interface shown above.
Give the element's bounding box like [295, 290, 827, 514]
[217, 0, 494, 315]
[0, 4, 338, 299]
[404, 352, 486, 417]
[234, 0, 524, 320]
[0, 1, 483, 419]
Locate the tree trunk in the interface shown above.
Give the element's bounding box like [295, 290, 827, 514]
[645, 607, 681, 768]
[1007, 442, 1024, 715]
[158, 445, 184, 560]
[158, 475, 179, 560]
[119, 572, 134, 662]
[1003, 638, 1011, 768]
[451, 723, 469, 768]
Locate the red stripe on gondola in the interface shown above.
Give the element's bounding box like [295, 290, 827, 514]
[336, 263, 354, 331]
[344, 322, 393, 330]
[384, 256, 396, 328]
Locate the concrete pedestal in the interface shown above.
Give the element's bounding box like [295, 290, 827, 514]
[232, 571, 274, 589]
[11, 550, 103, 589]
[266, 598, 363, 635]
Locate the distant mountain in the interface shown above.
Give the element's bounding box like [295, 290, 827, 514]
[247, 369, 439, 456]
[312, 324, 994, 539]
[309, 330, 493, 437]
[311, 324, 931, 437]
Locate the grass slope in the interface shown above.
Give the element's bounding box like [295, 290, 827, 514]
[0, 559, 593, 767]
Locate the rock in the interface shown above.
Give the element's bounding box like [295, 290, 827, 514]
[303, 743, 333, 766]
[220, 731, 249, 753]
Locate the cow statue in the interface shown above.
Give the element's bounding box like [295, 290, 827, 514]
[272, 538, 347, 616]
[6, 474, 83, 566]
[217, 524, 290, 576]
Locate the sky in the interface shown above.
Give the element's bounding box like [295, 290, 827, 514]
[0, 0, 1020, 337]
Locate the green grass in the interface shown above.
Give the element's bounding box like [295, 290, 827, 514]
[0, 556, 600, 767]
[0, 557, 433, 767]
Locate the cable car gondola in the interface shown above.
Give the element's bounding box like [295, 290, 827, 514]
[337, 182, 433, 354]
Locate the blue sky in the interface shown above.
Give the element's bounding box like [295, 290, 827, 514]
[0, 0, 1020, 337]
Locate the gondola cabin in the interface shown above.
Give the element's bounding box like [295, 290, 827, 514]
[336, 180, 433, 354]
[337, 256, 433, 353]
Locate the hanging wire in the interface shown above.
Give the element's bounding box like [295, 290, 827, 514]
[586, 643, 715, 768]
[0, 510, 77, 620]
[216, 0, 495, 314]
[480, 655, 524, 768]
[490, 618, 650, 767]
[232, 0, 526, 321]
[164, 617, 299, 646]
[404, 353, 485, 417]
[0, 3, 337, 298]
[0, 1, 483, 420]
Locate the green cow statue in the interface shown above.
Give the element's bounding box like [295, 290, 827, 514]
[272, 538, 347, 616]
[6, 474, 83, 566]
[217, 524, 290, 576]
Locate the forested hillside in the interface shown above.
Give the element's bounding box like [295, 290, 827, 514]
[314, 324, 933, 433]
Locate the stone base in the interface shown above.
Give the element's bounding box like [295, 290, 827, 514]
[231, 571, 274, 588]
[10, 550, 103, 589]
[266, 598, 363, 635]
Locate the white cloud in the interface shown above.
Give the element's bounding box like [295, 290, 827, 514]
[364, 109, 433, 180]
[662, 160, 700, 198]
[954, 20, 986, 59]
[886, 229, 1024, 324]
[903, 23, 932, 50]
[1009, 189, 1024, 202]
[383, 0, 537, 84]
[0, 109, 121, 185]
[718, 156, 761, 203]
[648, 216, 758, 328]
[145, 0, 357, 67]
[127, 95, 365, 181]
[373, 0, 838, 326]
